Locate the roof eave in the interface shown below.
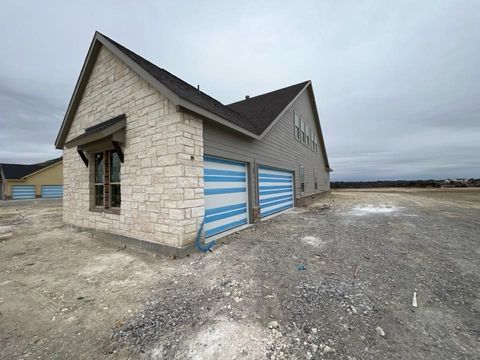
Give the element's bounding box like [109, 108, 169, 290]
[55, 32, 260, 149]
[257, 81, 311, 141]
[256, 81, 330, 171]
[21, 159, 63, 179]
[307, 84, 331, 170]
[55, 33, 101, 149]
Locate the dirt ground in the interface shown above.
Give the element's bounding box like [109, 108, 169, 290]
[0, 188, 479, 359]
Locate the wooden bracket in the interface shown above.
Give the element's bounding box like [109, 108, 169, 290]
[112, 141, 124, 163]
[77, 149, 88, 167]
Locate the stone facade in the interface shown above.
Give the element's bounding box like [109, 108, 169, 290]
[63, 46, 204, 248]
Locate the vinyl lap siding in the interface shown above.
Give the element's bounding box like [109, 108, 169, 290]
[203, 89, 329, 203]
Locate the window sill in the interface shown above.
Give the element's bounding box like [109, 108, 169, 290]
[89, 207, 121, 215]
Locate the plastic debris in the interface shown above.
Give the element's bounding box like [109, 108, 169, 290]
[296, 264, 307, 271]
[412, 291, 417, 307]
[376, 326, 385, 336]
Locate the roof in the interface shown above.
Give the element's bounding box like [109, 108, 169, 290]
[55, 32, 330, 169]
[0, 157, 62, 180]
[228, 81, 310, 134]
[102, 35, 259, 134]
[65, 114, 126, 149]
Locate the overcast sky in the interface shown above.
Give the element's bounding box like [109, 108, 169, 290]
[1, 1, 479, 180]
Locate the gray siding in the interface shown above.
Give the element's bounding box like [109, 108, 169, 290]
[203, 87, 330, 209]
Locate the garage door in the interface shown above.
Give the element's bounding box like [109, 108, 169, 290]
[12, 185, 36, 200]
[41, 185, 63, 198]
[258, 166, 294, 217]
[204, 156, 249, 238]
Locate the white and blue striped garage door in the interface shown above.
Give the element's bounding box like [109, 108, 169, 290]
[258, 166, 294, 218]
[12, 185, 36, 200]
[204, 156, 249, 238]
[41, 185, 63, 198]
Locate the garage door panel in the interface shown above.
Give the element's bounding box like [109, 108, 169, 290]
[204, 156, 249, 238]
[204, 193, 247, 209]
[204, 179, 246, 190]
[12, 185, 36, 200]
[261, 201, 294, 218]
[41, 185, 63, 198]
[205, 202, 246, 216]
[260, 195, 293, 208]
[205, 168, 245, 177]
[205, 217, 248, 238]
[258, 166, 294, 217]
[205, 206, 247, 224]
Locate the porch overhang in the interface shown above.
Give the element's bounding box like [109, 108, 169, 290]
[64, 114, 126, 152]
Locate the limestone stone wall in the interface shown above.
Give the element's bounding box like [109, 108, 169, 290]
[63, 46, 204, 248]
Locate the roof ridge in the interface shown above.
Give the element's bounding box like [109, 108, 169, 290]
[228, 80, 310, 106]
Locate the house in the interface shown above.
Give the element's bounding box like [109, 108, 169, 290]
[0, 157, 63, 200]
[55, 32, 331, 254]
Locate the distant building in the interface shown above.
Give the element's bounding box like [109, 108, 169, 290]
[0, 157, 63, 200]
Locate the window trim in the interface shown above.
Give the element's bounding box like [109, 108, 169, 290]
[294, 113, 300, 140]
[300, 120, 306, 144]
[91, 150, 121, 213]
[94, 153, 104, 208]
[306, 125, 310, 147]
[109, 151, 121, 209]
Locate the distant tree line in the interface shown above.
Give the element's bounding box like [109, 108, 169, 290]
[331, 178, 480, 189]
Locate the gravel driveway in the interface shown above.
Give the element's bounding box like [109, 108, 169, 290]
[0, 189, 479, 359]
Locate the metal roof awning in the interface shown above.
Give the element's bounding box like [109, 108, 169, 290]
[65, 115, 126, 167]
[64, 114, 126, 150]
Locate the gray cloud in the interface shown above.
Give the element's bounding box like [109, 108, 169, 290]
[0, 1, 479, 179]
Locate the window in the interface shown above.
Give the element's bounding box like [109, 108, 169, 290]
[300, 120, 306, 143]
[294, 113, 300, 140]
[110, 151, 121, 208]
[94, 153, 104, 207]
[93, 150, 121, 210]
[314, 168, 318, 190]
[294, 113, 319, 154]
[300, 166, 305, 193]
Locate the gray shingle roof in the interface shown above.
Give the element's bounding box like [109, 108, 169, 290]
[102, 34, 308, 136]
[228, 81, 310, 134]
[1, 157, 62, 180]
